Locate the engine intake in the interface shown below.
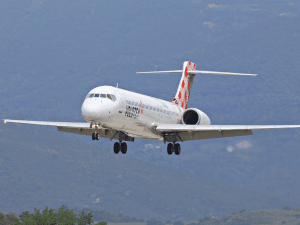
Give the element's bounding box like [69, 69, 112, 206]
[182, 108, 211, 125]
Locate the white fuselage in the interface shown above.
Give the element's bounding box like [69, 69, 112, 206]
[81, 85, 208, 140]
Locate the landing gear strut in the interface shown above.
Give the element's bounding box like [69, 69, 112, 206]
[167, 143, 181, 155]
[114, 141, 127, 154]
[91, 132, 128, 155]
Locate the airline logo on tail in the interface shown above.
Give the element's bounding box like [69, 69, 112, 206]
[173, 61, 196, 109]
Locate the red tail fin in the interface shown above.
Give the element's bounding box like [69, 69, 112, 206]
[172, 61, 196, 109]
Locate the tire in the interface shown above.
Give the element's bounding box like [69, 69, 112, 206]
[92, 133, 95, 140]
[167, 143, 174, 155]
[96, 133, 99, 140]
[114, 142, 120, 154]
[174, 143, 181, 155]
[121, 142, 127, 154]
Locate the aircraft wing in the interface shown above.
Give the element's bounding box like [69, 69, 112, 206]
[3, 119, 135, 142]
[156, 124, 300, 142]
[3, 119, 91, 128]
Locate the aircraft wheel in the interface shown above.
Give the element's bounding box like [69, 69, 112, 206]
[121, 142, 127, 154]
[114, 142, 120, 154]
[167, 143, 174, 155]
[92, 133, 95, 140]
[96, 133, 99, 140]
[174, 143, 181, 155]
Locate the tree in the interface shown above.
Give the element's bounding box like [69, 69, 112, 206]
[95, 222, 107, 225]
[77, 209, 94, 225]
[147, 218, 159, 225]
[0, 212, 20, 225]
[14, 209, 48, 225]
[56, 205, 77, 225]
[14, 205, 77, 225]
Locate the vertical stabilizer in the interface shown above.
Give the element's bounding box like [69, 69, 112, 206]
[172, 61, 196, 109]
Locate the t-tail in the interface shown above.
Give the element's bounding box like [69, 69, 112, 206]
[172, 61, 196, 109]
[137, 61, 257, 109]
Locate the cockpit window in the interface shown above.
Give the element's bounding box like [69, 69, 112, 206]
[107, 94, 117, 101]
[87, 93, 117, 100]
[107, 94, 112, 100]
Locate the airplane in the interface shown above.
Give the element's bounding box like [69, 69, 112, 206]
[3, 61, 300, 155]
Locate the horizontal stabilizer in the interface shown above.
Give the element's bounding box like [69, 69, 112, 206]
[136, 70, 182, 74]
[187, 70, 257, 76]
[137, 70, 257, 76]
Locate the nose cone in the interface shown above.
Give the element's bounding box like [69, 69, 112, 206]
[81, 100, 102, 122]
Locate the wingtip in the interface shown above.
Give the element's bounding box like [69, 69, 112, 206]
[3, 119, 7, 124]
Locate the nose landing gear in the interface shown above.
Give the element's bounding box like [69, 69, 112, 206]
[92, 132, 99, 140]
[167, 142, 181, 155]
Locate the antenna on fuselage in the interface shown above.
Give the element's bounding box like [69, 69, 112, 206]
[116, 83, 118, 88]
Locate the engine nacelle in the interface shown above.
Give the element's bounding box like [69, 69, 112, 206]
[181, 108, 211, 125]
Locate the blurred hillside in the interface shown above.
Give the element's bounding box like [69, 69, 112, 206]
[0, 122, 292, 221]
[194, 208, 300, 225]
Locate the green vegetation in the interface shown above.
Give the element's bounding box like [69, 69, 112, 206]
[0, 205, 95, 225]
[0, 213, 19, 225]
[2, 206, 300, 225]
[94, 222, 108, 225]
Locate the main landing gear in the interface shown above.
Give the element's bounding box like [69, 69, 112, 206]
[92, 132, 128, 154]
[91, 132, 128, 155]
[167, 143, 181, 155]
[114, 141, 127, 154]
